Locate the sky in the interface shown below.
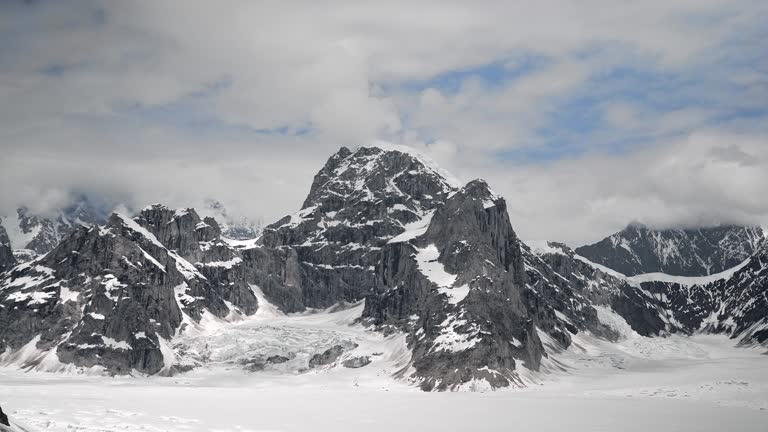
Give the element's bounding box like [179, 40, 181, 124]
[1, 0, 767, 246]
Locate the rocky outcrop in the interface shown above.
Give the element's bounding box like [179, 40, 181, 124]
[0, 206, 258, 374]
[361, 182, 626, 390]
[0, 405, 8, 427]
[363, 180, 537, 389]
[526, 241, 666, 339]
[576, 223, 764, 276]
[259, 145, 460, 311]
[342, 356, 371, 368]
[534, 238, 768, 346]
[309, 343, 358, 368]
[0, 225, 15, 272]
[632, 240, 768, 345]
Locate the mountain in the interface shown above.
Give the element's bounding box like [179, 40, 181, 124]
[0, 205, 257, 374]
[258, 144, 463, 311]
[0, 196, 111, 260]
[0, 144, 766, 390]
[575, 223, 764, 276]
[621, 239, 768, 345]
[533, 240, 768, 345]
[253, 145, 628, 389]
[200, 199, 261, 240]
[0, 225, 15, 272]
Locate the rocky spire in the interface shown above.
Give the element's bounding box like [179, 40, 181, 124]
[0, 224, 15, 272]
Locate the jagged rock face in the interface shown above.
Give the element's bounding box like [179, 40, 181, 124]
[259, 145, 460, 311]
[534, 238, 768, 345]
[522, 244, 616, 343]
[575, 224, 764, 276]
[0, 225, 15, 272]
[634, 240, 768, 345]
[362, 180, 591, 390]
[133, 205, 258, 319]
[240, 245, 305, 312]
[0, 197, 110, 257]
[15, 207, 59, 255]
[0, 405, 8, 427]
[527, 241, 674, 339]
[0, 207, 258, 374]
[709, 241, 768, 344]
[135, 206, 222, 261]
[0, 222, 180, 374]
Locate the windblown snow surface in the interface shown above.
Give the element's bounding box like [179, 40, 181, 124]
[1, 290, 766, 431]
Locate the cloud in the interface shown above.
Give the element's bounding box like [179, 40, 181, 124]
[467, 130, 768, 245]
[0, 0, 767, 245]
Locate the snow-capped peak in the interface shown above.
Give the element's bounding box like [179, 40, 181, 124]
[198, 199, 261, 240]
[363, 141, 463, 189]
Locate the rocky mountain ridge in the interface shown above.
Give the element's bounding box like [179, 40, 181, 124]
[0, 225, 14, 273]
[0, 198, 261, 267]
[0, 205, 257, 375]
[575, 223, 764, 277]
[0, 198, 110, 260]
[533, 240, 768, 344]
[0, 145, 766, 391]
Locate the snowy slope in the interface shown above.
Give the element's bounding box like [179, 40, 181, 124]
[572, 253, 751, 288]
[1, 329, 766, 432]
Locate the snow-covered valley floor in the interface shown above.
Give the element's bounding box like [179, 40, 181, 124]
[2, 303, 767, 432]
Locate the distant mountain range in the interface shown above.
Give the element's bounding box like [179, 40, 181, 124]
[0, 198, 260, 267]
[0, 145, 765, 391]
[575, 223, 764, 276]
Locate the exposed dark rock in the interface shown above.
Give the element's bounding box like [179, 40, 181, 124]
[0, 405, 8, 427]
[576, 223, 764, 276]
[0, 206, 258, 375]
[533, 238, 768, 346]
[267, 355, 290, 364]
[342, 356, 371, 368]
[309, 343, 358, 367]
[0, 224, 15, 272]
[632, 239, 768, 345]
[363, 179, 550, 390]
[258, 145, 458, 311]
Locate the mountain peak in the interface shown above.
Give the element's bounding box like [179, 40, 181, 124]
[200, 199, 261, 241]
[299, 144, 461, 213]
[1, 198, 110, 258]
